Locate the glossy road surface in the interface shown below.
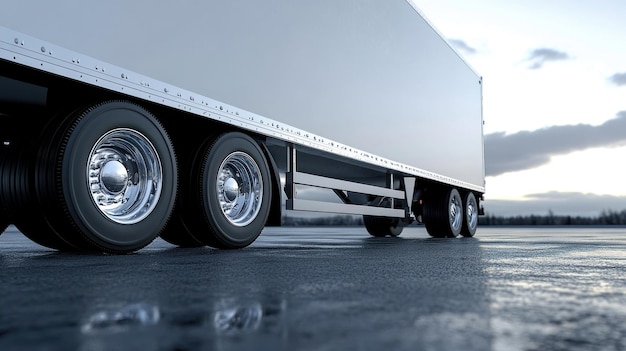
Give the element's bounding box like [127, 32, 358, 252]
[1, 226, 626, 350]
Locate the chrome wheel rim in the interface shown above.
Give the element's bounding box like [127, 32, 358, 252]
[216, 152, 263, 227]
[449, 191, 463, 232]
[87, 128, 163, 224]
[466, 195, 478, 231]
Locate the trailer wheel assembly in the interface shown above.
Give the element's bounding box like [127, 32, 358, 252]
[423, 188, 463, 238]
[32, 101, 178, 253]
[461, 192, 478, 237]
[363, 216, 404, 237]
[195, 132, 271, 249]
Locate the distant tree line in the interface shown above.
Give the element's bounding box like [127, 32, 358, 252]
[479, 209, 626, 226]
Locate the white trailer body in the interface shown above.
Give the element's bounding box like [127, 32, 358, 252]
[0, 0, 485, 253]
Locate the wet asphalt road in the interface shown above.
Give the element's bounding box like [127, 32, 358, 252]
[1, 225, 626, 351]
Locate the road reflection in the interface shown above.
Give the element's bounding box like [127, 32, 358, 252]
[81, 303, 161, 334]
[0, 227, 492, 350]
[80, 299, 268, 336]
[76, 297, 284, 350]
[213, 299, 263, 334]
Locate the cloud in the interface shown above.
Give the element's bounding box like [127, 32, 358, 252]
[609, 72, 626, 86]
[525, 48, 570, 69]
[484, 192, 626, 217]
[485, 111, 626, 176]
[449, 39, 477, 54]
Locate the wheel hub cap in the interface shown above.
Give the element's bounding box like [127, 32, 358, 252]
[100, 160, 129, 194]
[223, 177, 240, 202]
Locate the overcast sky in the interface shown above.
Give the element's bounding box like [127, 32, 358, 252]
[414, 0, 626, 216]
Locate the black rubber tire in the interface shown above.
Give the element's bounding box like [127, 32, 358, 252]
[461, 192, 478, 237]
[0, 114, 13, 237]
[159, 216, 205, 247]
[423, 188, 463, 238]
[34, 101, 177, 253]
[160, 135, 214, 248]
[198, 132, 271, 249]
[363, 216, 404, 237]
[1, 111, 80, 250]
[0, 214, 7, 235]
[159, 172, 206, 248]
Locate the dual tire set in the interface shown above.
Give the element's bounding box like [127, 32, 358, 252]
[0, 101, 271, 253]
[422, 188, 478, 238]
[363, 189, 478, 238]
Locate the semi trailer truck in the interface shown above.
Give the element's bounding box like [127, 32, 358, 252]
[0, 0, 485, 253]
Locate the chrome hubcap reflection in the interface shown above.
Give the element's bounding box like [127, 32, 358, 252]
[216, 152, 262, 227]
[87, 128, 162, 224]
[223, 178, 240, 202]
[449, 192, 463, 232]
[100, 161, 129, 194]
